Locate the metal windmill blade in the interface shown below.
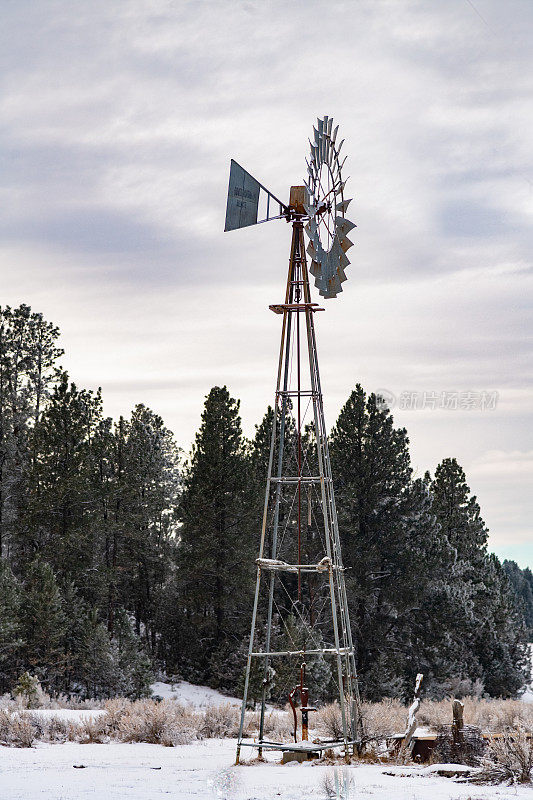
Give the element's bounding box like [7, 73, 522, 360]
[302, 116, 355, 298]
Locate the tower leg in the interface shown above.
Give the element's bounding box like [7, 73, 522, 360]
[258, 269, 295, 751]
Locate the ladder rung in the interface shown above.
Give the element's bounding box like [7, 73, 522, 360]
[251, 648, 353, 657]
[256, 558, 344, 573]
[277, 390, 319, 397]
[270, 476, 330, 484]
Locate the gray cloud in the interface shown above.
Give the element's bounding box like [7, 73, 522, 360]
[0, 0, 532, 564]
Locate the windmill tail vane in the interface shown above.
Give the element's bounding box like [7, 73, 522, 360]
[225, 118, 361, 763]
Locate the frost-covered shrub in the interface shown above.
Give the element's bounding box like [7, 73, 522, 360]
[0, 692, 15, 711]
[40, 715, 71, 743]
[0, 710, 12, 743]
[418, 697, 533, 732]
[241, 707, 292, 740]
[200, 703, 239, 738]
[473, 729, 533, 784]
[10, 714, 35, 747]
[315, 702, 344, 740]
[45, 694, 103, 710]
[0, 710, 35, 747]
[316, 698, 405, 743]
[24, 713, 73, 743]
[262, 708, 293, 740]
[77, 714, 109, 743]
[468, 698, 533, 732]
[117, 699, 199, 747]
[360, 699, 406, 741]
[103, 698, 130, 732]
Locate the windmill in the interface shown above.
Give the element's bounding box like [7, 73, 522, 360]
[226, 117, 361, 763]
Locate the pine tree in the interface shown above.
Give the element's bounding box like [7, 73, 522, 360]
[114, 405, 179, 651]
[0, 305, 62, 560]
[18, 374, 105, 602]
[431, 459, 528, 697]
[250, 406, 275, 489]
[503, 560, 533, 639]
[19, 560, 66, 691]
[431, 458, 488, 559]
[473, 554, 528, 697]
[329, 385, 416, 699]
[176, 386, 254, 687]
[76, 608, 117, 699]
[112, 608, 153, 698]
[0, 558, 22, 692]
[60, 580, 90, 694]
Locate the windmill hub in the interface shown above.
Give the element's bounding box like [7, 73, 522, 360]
[289, 186, 307, 215]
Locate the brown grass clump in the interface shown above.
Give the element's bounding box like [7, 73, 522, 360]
[103, 698, 130, 732]
[76, 714, 110, 744]
[361, 698, 406, 740]
[241, 707, 293, 741]
[315, 701, 344, 740]
[417, 697, 533, 732]
[117, 699, 200, 747]
[32, 714, 72, 743]
[315, 698, 405, 743]
[260, 708, 293, 741]
[200, 703, 239, 738]
[0, 694, 531, 753]
[0, 710, 35, 747]
[471, 729, 533, 784]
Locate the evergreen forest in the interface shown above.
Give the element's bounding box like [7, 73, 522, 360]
[0, 304, 531, 702]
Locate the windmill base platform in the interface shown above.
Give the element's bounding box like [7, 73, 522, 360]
[238, 738, 358, 760]
[281, 748, 320, 763]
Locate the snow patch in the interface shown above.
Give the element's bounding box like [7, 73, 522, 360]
[2, 739, 532, 800]
[150, 681, 241, 707]
[27, 709, 105, 721]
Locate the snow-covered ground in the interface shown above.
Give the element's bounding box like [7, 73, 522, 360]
[150, 680, 241, 707]
[0, 738, 529, 800]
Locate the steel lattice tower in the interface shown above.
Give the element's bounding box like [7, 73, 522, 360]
[235, 188, 361, 763]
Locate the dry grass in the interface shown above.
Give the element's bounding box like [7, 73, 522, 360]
[102, 698, 130, 732]
[315, 698, 406, 743]
[471, 729, 533, 784]
[117, 700, 200, 746]
[0, 694, 531, 752]
[200, 703, 239, 738]
[0, 710, 35, 747]
[417, 697, 533, 733]
[2, 689, 103, 712]
[315, 696, 533, 767]
[244, 706, 293, 741]
[361, 699, 407, 740]
[0, 699, 295, 748]
[315, 701, 345, 740]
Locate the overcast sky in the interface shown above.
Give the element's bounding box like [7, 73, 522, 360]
[1, 0, 532, 566]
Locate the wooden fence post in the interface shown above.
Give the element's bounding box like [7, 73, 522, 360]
[452, 699, 464, 747]
[400, 673, 424, 757]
